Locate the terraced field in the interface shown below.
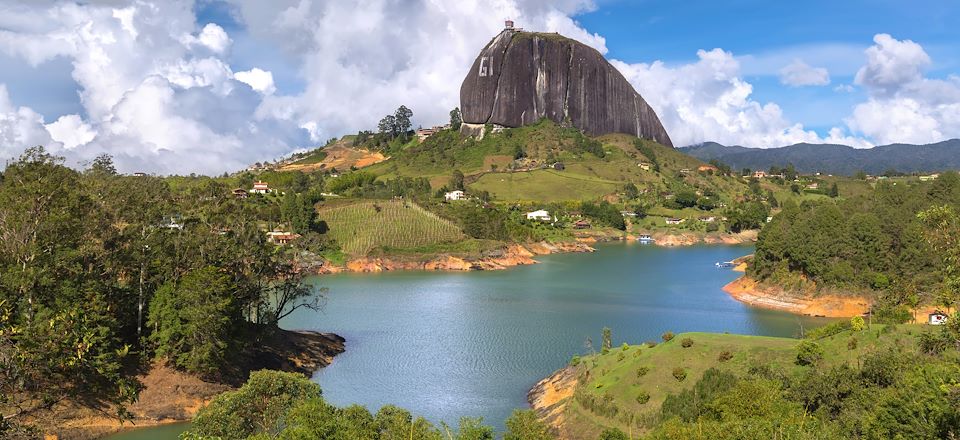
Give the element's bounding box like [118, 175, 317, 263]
[319, 200, 465, 255]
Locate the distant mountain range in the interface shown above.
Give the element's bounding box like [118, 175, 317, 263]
[679, 139, 960, 176]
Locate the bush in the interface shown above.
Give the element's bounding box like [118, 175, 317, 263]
[616, 352, 625, 362]
[805, 321, 851, 340]
[621, 343, 629, 351]
[599, 428, 628, 440]
[570, 355, 581, 366]
[718, 350, 733, 362]
[645, 341, 657, 348]
[850, 316, 866, 331]
[636, 366, 650, 377]
[796, 340, 824, 366]
[662, 332, 675, 342]
[636, 391, 651, 404]
[673, 367, 687, 382]
[681, 338, 694, 348]
[661, 368, 738, 422]
[847, 337, 858, 350]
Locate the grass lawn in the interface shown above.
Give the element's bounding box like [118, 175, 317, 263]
[561, 324, 931, 438]
[469, 169, 620, 202]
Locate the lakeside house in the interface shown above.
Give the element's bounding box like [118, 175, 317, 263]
[573, 219, 591, 229]
[250, 180, 271, 194]
[929, 311, 948, 325]
[620, 211, 637, 217]
[444, 190, 466, 201]
[637, 234, 654, 243]
[232, 188, 248, 199]
[698, 164, 718, 173]
[806, 182, 819, 190]
[665, 217, 685, 225]
[266, 231, 301, 245]
[919, 173, 940, 182]
[699, 216, 716, 223]
[526, 209, 552, 221]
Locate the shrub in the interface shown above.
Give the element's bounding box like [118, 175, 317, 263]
[661, 368, 737, 422]
[673, 367, 687, 382]
[621, 343, 629, 351]
[599, 428, 628, 440]
[850, 316, 866, 331]
[633, 348, 642, 357]
[636, 366, 650, 377]
[636, 391, 650, 404]
[681, 338, 694, 348]
[805, 321, 851, 340]
[617, 352, 625, 362]
[645, 341, 657, 348]
[847, 337, 858, 350]
[570, 355, 581, 366]
[718, 350, 733, 362]
[796, 340, 824, 366]
[662, 332, 675, 342]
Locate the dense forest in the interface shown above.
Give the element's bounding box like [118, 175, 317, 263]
[750, 171, 960, 316]
[0, 148, 322, 437]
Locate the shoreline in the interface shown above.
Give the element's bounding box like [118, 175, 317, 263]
[315, 231, 757, 275]
[47, 329, 345, 440]
[528, 366, 579, 440]
[723, 275, 869, 318]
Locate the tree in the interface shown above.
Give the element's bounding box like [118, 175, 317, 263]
[378, 115, 397, 137]
[503, 410, 555, 440]
[394, 105, 414, 140]
[88, 153, 118, 176]
[601, 327, 612, 352]
[451, 169, 465, 191]
[188, 370, 322, 439]
[450, 107, 462, 131]
[828, 182, 839, 198]
[598, 428, 628, 440]
[675, 190, 698, 208]
[260, 266, 324, 327]
[148, 267, 237, 376]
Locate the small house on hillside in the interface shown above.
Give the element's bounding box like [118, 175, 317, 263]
[573, 219, 591, 229]
[680, 168, 692, 175]
[161, 214, 184, 230]
[638, 163, 652, 171]
[665, 218, 685, 225]
[920, 173, 940, 182]
[250, 181, 271, 194]
[444, 190, 466, 201]
[232, 188, 248, 199]
[526, 210, 552, 221]
[699, 216, 716, 223]
[416, 128, 437, 142]
[266, 231, 301, 245]
[929, 311, 948, 325]
[753, 170, 768, 178]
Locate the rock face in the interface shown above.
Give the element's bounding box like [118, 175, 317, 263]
[460, 29, 673, 147]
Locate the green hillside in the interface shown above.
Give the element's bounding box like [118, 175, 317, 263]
[556, 323, 957, 439]
[319, 200, 466, 256]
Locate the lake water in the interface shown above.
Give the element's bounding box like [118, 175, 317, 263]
[107, 242, 829, 439]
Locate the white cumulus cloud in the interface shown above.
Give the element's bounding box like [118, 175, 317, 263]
[611, 50, 868, 148]
[234, 68, 276, 95]
[779, 59, 830, 87]
[45, 114, 96, 149]
[847, 34, 960, 144]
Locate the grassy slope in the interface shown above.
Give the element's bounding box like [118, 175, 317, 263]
[470, 170, 620, 202]
[318, 200, 466, 256]
[562, 324, 927, 439]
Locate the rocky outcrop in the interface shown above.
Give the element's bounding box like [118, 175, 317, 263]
[528, 366, 579, 440]
[723, 276, 869, 317]
[460, 29, 672, 146]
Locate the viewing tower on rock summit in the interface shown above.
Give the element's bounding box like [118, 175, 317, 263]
[459, 21, 673, 147]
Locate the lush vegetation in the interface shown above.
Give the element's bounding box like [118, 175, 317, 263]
[0, 149, 324, 437]
[560, 322, 960, 439]
[750, 172, 960, 312]
[184, 370, 556, 440]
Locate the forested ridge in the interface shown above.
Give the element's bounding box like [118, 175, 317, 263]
[750, 171, 960, 316]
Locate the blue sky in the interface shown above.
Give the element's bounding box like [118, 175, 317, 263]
[575, 0, 960, 134]
[0, 0, 958, 173]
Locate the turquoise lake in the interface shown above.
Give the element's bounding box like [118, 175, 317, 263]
[106, 242, 830, 439]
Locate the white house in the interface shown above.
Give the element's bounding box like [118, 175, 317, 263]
[638, 163, 652, 171]
[665, 218, 685, 225]
[929, 311, 949, 325]
[444, 190, 466, 201]
[250, 180, 271, 194]
[526, 209, 552, 221]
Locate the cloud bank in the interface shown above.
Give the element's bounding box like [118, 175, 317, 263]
[0, 1, 958, 174]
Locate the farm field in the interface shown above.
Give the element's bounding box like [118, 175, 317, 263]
[318, 200, 466, 256]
